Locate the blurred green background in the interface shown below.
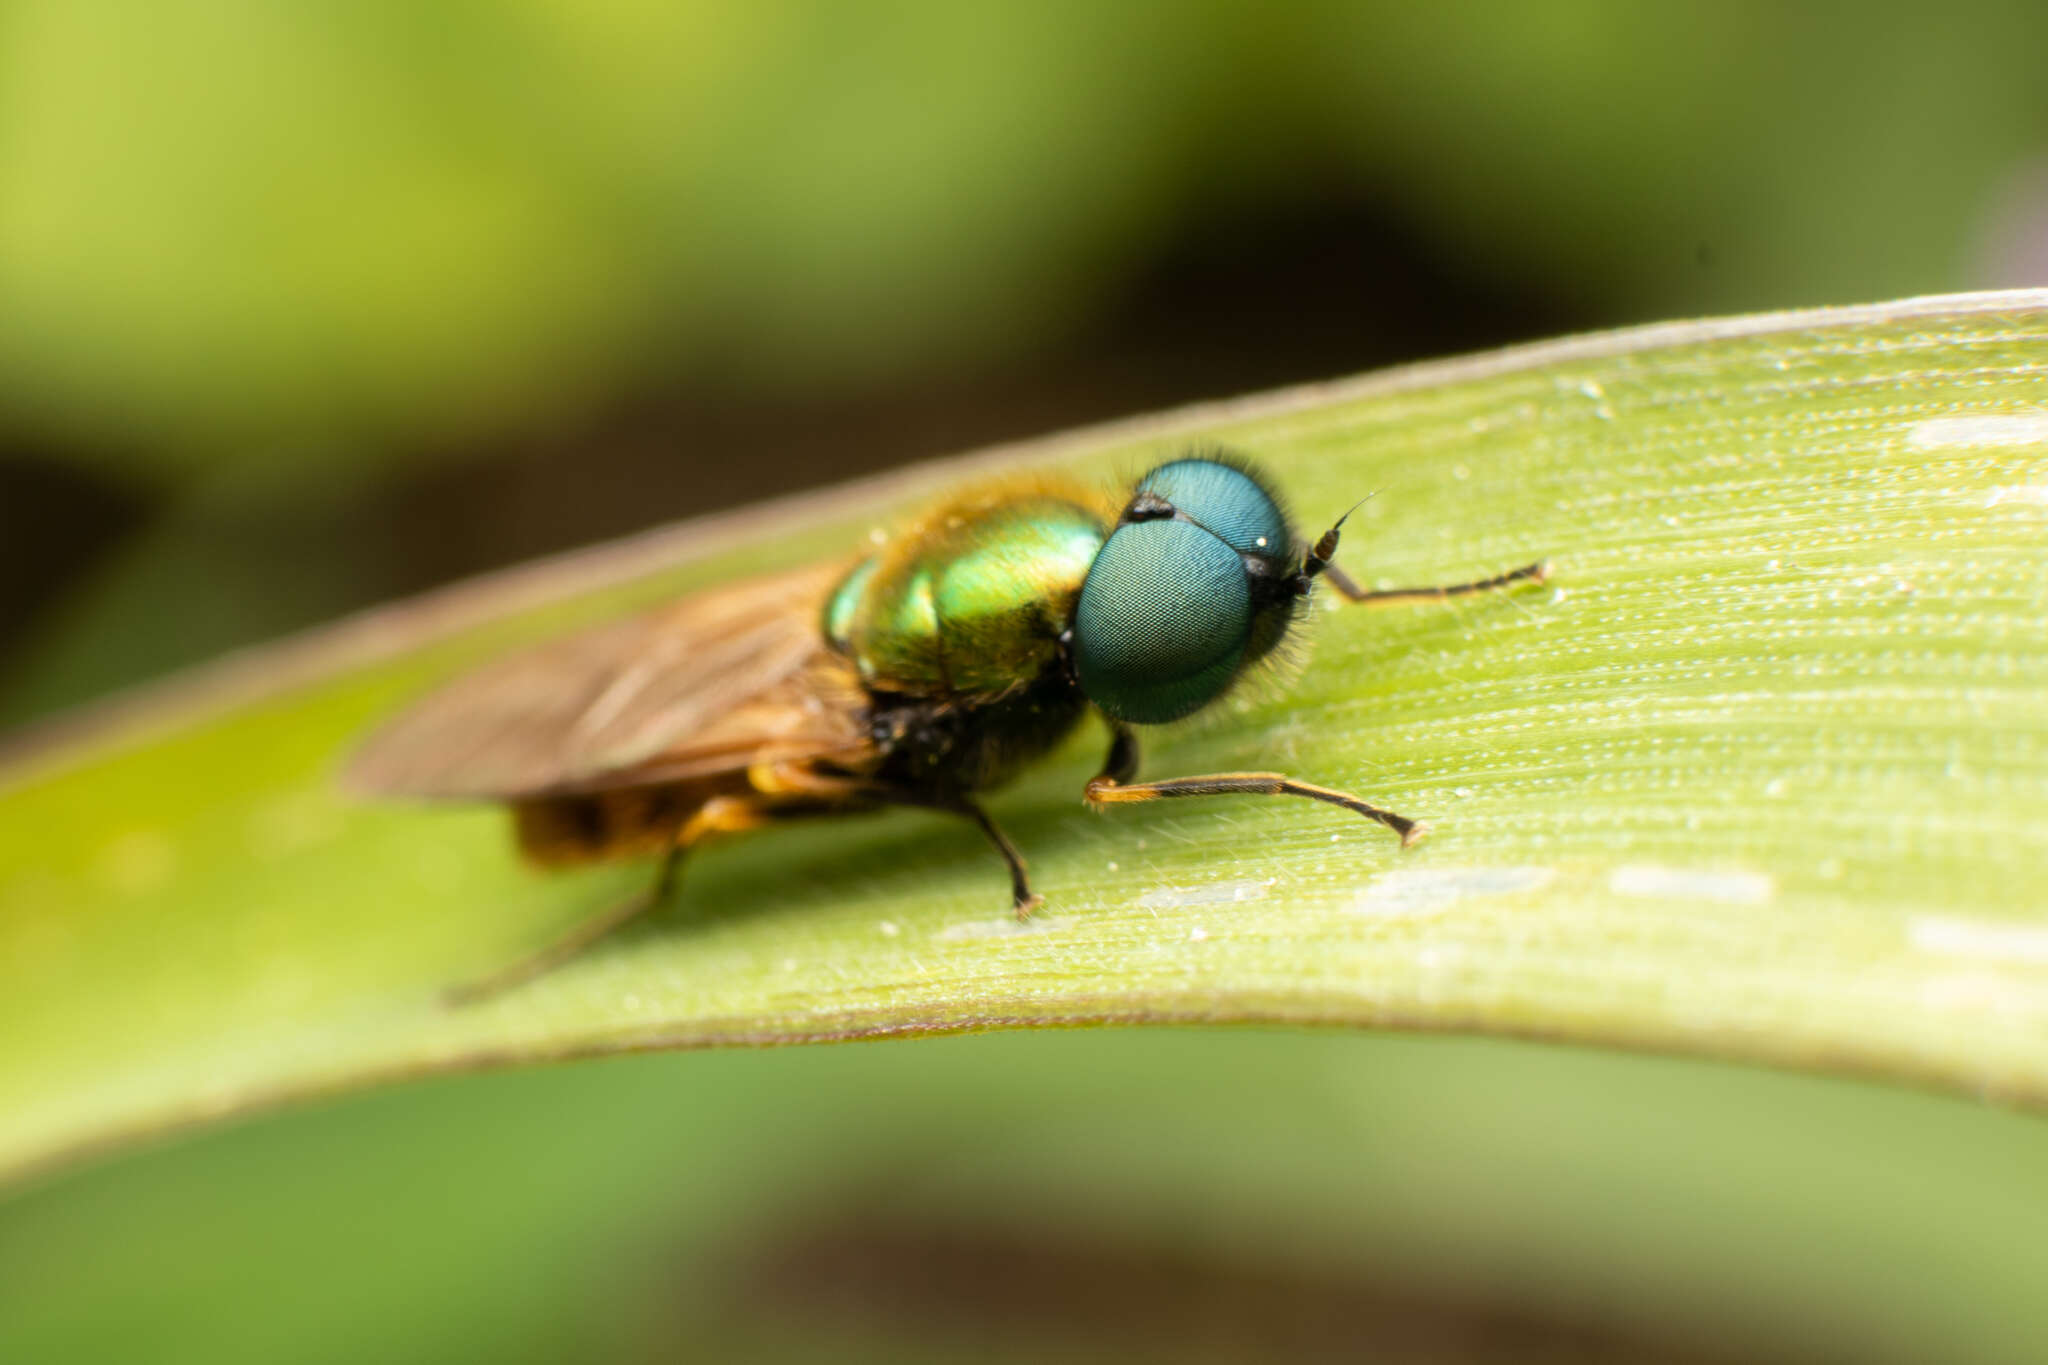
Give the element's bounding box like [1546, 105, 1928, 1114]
[5, 2, 2048, 1360]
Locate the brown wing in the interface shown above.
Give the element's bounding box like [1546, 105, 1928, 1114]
[345, 559, 873, 800]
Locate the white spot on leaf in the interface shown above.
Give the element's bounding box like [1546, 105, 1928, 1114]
[939, 916, 1070, 941]
[1353, 866, 1554, 917]
[1906, 412, 2048, 450]
[1921, 972, 2045, 1017]
[1137, 879, 1273, 910]
[1909, 915, 2048, 966]
[1609, 865, 1774, 905]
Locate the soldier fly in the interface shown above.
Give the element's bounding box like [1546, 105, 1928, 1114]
[349, 452, 1545, 999]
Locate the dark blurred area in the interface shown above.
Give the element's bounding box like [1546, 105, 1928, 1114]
[6, 1, 2047, 724]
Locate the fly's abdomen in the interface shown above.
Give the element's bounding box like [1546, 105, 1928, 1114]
[513, 780, 737, 866]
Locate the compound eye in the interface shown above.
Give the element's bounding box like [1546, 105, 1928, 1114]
[1073, 519, 1252, 725]
[1134, 458, 1291, 559]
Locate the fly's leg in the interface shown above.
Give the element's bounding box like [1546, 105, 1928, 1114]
[860, 785, 1043, 920]
[953, 799, 1042, 919]
[1084, 723, 1425, 846]
[748, 758, 874, 801]
[1098, 721, 1139, 786]
[1319, 558, 1548, 606]
[1209, 529, 1540, 849]
[444, 850, 681, 1007]
[444, 795, 770, 1006]
[1087, 772, 1425, 846]
[755, 754, 1052, 910]
[764, 756, 1044, 921]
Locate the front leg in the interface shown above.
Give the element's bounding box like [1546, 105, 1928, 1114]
[1097, 721, 1140, 786]
[1082, 723, 1425, 847]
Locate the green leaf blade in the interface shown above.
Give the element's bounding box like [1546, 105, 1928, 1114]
[6, 291, 2048, 1184]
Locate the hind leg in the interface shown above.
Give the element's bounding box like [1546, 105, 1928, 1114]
[445, 795, 773, 1005]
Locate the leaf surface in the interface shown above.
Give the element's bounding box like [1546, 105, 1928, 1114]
[5, 291, 2048, 1184]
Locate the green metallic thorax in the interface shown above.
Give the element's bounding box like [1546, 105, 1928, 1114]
[825, 486, 1108, 699]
